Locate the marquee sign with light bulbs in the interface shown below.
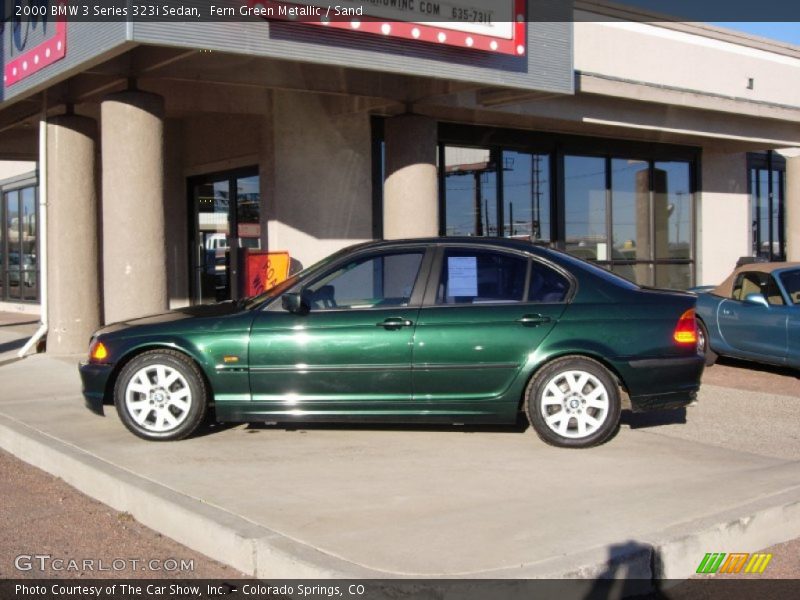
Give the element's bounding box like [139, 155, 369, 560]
[252, 0, 527, 56]
[2, 0, 68, 87]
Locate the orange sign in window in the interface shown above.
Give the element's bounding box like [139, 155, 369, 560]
[242, 250, 291, 296]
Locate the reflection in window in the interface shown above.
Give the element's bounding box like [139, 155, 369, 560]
[305, 252, 423, 310]
[611, 159, 649, 261]
[429, 135, 696, 289]
[21, 187, 38, 301]
[611, 159, 651, 286]
[437, 249, 527, 305]
[529, 262, 569, 303]
[442, 146, 497, 236]
[564, 156, 607, 261]
[237, 175, 261, 250]
[779, 270, 800, 304]
[1, 184, 39, 302]
[654, 162, 691, 260]
[749, 155, 786, 262]
[502, 151, 550, 241]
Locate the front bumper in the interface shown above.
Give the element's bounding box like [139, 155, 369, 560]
[78, 361, 114, 415]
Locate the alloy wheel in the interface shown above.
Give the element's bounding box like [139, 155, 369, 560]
[539, 369, 610, 439]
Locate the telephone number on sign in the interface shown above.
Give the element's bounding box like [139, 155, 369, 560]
[450, 8, 493, 23]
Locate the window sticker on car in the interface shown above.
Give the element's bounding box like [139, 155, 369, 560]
[448, 256, 478, 297]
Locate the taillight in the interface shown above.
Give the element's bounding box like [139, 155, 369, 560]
[89, 340, 109, 362]
[673, 309, 697, 346]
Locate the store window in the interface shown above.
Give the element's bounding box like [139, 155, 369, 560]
[1, 182, 39, 303]
[562, 156, 693, 288]
[441, 146, 498, 236]
[503, 151, 551, 241]
[564, 156, 608, 261]
[388, 123, 700, 289]
[749, 152, 786, 262]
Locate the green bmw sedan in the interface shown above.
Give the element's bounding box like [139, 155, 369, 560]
[79, 238, 703, 448]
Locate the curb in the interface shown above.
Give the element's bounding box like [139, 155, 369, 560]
[2, 410, 800, 582]
[0, 414, 381, 579]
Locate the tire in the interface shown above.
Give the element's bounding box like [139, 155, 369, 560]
[526, 356, 621, 449]
[114, 349, 209, 441]
[697, 319, 717, 367]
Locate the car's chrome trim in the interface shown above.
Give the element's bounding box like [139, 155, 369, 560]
[248, 362, 518, 373]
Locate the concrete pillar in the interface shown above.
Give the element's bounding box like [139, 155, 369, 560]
[383, 115, 438, 239]
[699, 152, 749, 285]
[101, 91, 167, 323]
[46, 115, 101, 354]
[786, 156, 800, 261]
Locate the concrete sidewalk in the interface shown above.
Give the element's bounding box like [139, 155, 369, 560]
[0, 312, 39, 365]
[1, 351, 799, 582]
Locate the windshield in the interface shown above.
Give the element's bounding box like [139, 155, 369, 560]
[778, 269, 800, 305]
[240, 247, 353, 310]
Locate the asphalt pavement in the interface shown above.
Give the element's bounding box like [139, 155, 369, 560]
[1, 312, 799, 585]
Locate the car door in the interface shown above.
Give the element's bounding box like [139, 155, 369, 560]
[412, 245, 570, 412]
[776, 269, 800, 367]
[718, 271, 789, 362]
[248, 247, 431, 414]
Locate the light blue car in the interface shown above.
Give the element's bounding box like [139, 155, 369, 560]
[691, 263, 800, 369]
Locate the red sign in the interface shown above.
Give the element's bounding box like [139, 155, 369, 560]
[253, 0, 527, 56]
[242, 249, 292, 297]
[4, 2, 68, 87]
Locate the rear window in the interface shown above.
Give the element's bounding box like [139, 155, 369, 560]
[529, 262, 570, 303]
[778, 269, 800, 304]
[545, 249, 640, 291]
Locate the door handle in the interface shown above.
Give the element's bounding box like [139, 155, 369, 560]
[517, 314, 552, 326]
[378, 317, 414, 330]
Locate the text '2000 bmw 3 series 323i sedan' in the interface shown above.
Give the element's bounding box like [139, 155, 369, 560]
[79, 238, 704, 448]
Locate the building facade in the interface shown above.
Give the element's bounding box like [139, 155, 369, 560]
[1, 1, 799, 353]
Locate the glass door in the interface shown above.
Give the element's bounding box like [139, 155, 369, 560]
[189, 168, 260, 304]
[2, 187, 38, 302]
[750, 152, 786, 262]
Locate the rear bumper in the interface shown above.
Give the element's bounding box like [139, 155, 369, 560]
[78, 361, 113, 415]
[624, 354, 704, 412]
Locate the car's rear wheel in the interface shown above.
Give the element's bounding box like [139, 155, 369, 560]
[526, 356, 621, 448]
[697, 320, 717, 367]
[114, 349, 208, 441]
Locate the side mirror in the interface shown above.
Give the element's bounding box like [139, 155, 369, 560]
[281, 292, 309, 315]
[743, 293, 769, 308]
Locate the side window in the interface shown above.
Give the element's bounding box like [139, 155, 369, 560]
[437, 249, 527, 305]
[732, 272, 764, 300]
[765, 275, 785, 306]
[731, 272, 783, 305]
[303, 252, 423, 310]
[779, 270, 800, 305]
[529, 262, 570, 303]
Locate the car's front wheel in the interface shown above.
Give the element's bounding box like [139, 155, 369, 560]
[526, 356, 621, 448]
[114, 350, 208, 441]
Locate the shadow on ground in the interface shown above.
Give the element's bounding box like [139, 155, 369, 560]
[714, 356, 799, 379]
[621, 408, 687, 430]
